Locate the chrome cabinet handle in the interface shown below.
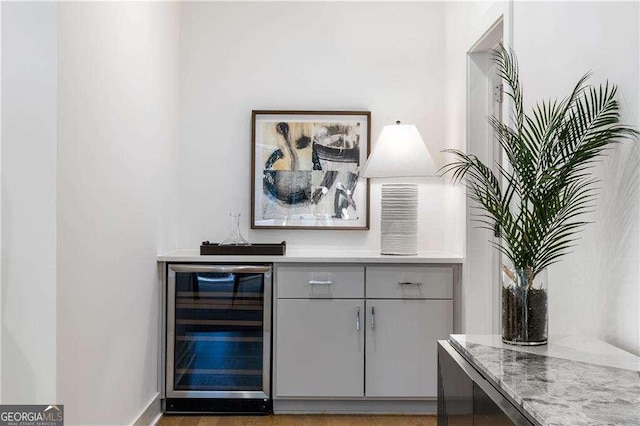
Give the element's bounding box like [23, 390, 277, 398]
[371, 306, 375, 330]
[399, 281, 422, 286]
[356, 307, 360, 331]
[309, 280, 333, 285]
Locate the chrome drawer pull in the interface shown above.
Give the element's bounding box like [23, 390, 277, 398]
[356, 307, 360, 331]
[399, 281, 422, 286]
[309, 280, 333, 285]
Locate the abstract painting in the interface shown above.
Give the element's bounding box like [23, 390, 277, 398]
[252, 111, 370, 229]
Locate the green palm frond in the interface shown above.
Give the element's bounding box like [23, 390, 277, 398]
[442, 44, 638, 278]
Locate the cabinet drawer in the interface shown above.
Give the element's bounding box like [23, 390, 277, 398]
[366, 266, 453, 299]
[277, 266, 365, 299]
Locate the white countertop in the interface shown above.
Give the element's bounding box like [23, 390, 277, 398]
[157, 249, 463, 264]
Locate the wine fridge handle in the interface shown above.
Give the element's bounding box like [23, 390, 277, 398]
[170, 265, 271, 274]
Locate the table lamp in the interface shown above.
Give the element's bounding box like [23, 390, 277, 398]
[360, 121, 437, 255]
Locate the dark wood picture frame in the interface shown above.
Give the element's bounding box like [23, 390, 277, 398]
[251, 110, 371, 230]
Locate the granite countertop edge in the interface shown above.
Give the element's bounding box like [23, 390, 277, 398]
[448, 337, 548, 425]
[448, 335, 640, 426]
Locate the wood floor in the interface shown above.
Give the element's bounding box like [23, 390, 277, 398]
[157, 415, 436, 426]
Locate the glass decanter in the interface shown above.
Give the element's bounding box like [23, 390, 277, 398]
[219, 213, 251, 246]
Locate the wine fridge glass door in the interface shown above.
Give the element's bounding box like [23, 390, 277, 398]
[166, 265, 271, 399]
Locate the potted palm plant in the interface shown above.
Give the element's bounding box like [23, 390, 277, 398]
[442, 45, 638, 345]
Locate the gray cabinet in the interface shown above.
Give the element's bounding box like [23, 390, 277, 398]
[277, 266, 365, 299]
[276, 299, 364, 397]
[366, 266, 453, 299]
[275, 264, 454, 400]
[366, 299, 453, 397]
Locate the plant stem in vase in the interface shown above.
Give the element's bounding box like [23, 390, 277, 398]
[501, 266, 547, 345]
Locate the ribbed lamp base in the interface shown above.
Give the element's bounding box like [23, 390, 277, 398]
[380, 183, 418, 255]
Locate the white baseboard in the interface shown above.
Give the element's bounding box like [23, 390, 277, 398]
[273, 399, 436, 415]
[132, 393, 162, 426]
[132, 396, 434, 420]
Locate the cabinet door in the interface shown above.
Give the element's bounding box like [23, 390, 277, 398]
[366, 299, 453, 398]
[276, 299, 364, 397]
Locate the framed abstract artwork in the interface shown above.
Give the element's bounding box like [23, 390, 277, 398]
[251, 110, 371, 230]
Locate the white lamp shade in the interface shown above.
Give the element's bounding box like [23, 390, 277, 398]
[360, 123, 437, 178]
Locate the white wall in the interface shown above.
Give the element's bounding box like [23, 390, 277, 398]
[56, 2, 179, 424]
[177, 1, 464, 255]
[513, 1, 640, 355]
[444, 1, 640, 354]
[443, 1, 512, 334]
[1, 1, 57, 403]
[0, 3, 3, 401]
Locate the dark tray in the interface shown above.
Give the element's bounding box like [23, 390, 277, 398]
[200, 241, 286, 256]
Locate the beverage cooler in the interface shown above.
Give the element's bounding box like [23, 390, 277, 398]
[164, 264, 272, 414]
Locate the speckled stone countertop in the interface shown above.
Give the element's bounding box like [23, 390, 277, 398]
[449, 335, 640, 426]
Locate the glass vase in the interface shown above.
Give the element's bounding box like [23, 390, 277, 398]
[219, 213, 251, 246]
[501, 265, 548, 345]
